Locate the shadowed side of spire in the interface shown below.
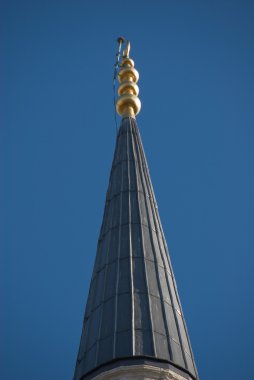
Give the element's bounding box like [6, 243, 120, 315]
[74, 118, 198, 380]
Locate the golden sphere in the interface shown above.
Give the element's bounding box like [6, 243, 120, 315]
[121, 58, 134, 67]
[116, 94, 141, 117]
[118, 67, 139, 84]
[118, 81, 139, 96]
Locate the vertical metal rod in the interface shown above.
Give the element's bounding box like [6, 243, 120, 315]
[113, 37, 125, 134]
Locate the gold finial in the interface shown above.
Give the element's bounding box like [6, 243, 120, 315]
[116, 40, 141, 118]
[123, 41, 131, 58]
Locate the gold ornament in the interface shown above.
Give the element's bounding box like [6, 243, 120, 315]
[116, 41, 141, 118]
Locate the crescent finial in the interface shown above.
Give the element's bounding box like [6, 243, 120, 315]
[116, 40, 141, 118]
[123, 41, 131, 58]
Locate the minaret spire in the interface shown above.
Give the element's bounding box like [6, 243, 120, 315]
[116, 39, 141, 118]
[73, 39, 198, 380]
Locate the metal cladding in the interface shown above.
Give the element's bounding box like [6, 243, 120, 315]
[74, 117, 198, 380]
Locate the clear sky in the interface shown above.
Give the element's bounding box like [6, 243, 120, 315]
[1, 1, 254, 379]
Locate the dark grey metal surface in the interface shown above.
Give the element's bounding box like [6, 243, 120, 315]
[74, 117, 198, 380]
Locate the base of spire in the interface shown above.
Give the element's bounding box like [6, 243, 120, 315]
[78, 357, 196, 380]
[91, 364, 192, 380]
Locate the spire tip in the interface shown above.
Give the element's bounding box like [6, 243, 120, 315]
[116, 40, 141, 118]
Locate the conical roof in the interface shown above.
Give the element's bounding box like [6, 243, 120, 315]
[74, 117, 198, 380]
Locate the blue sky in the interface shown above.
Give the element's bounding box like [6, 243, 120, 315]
[1, 1, 254, 379]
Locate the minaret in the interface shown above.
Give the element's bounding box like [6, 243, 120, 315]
[74, 40, 198, 380]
